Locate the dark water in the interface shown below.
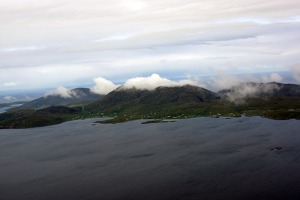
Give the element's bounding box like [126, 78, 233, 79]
[0, 117, 300, 200]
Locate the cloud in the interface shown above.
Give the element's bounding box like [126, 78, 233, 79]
[91, 77, 120, 95]
[45, 86, 79, 99]
[3, 96, 17, 101]
[290, 65, 300, 83]
[1, 82, 17, 87]
[200, 71, 285, 103]
[261, 73, 283, 83]
[122, 74, 199, 90]
[221, 82, 281, 104]
[1, 46, 45, 52]
[207, 71, 243, 91]
[205, 71, 285, 91]
[89, 74, 202, 93]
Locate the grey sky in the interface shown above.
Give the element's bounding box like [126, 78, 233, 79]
[1, 0, 300, 92]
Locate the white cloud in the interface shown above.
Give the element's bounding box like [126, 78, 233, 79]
[261, 73, 283, 83]
[45, 86, 78, 99]
[290, 65, 300, 83]
[204, 71, 285, 92]
[89, 74, 203, 93]
[2, 82, 17, 87]
[122, 74, 199, 90]
[3, 96, 17, 101]
[91, 77, 120, 95]
[207, 71, 243, 91]
[95, 34, 134, 42]
[1, 46, 45, 52]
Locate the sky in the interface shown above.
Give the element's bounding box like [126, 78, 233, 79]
[1, 0, 300, 95]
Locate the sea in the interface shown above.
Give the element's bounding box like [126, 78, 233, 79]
[0, 117, 299, 200]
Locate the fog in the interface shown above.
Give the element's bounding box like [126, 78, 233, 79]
[90, 77, 120, 95]
[44, 86, 80, 99]
[122, 74, 199, 91]
[0, 117, 300, 200]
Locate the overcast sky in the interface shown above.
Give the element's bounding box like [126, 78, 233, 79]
[1, 0, 300, 92]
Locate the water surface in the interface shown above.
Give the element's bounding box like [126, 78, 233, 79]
[0, 117, 299, 200]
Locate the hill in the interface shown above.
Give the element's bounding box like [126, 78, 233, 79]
[0, 83, 300, 128]
[87, 85, 224, 121]
[15, 88, 103, 110]
[0, 106, 81, 129]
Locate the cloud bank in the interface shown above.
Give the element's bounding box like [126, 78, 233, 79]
[122, 74, 199, 90]
[206, 72, 284, 91]
[261, 73, 283, 83]
[222, 83, 281, 103]
[3, 96, 17, 101]
[291, 65, 300, 83]
[91, 77, 120, 95]
[90, 74, 200, 94]
[44, 86, 79, 99]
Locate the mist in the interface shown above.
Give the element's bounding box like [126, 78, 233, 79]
[122, 74, 199, 90]
[291, 65, 300, 83]
[91, 77, 120, 95]
[3, 96, 17, 101]
[44, 86, 80, 99]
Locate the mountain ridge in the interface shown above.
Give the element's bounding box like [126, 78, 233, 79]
[14, 88, 103, 110]
[0, 82, 300, 128]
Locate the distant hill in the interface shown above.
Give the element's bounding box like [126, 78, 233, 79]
[0, 106, 81, 129]
[218, 82, 300, 101]
[16, 88, 103, 110]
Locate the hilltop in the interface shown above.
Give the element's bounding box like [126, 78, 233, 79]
[14, 88, 103, 110]
[218, 82, 300, 101]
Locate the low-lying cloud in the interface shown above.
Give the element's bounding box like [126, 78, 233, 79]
[1, 82, 17, 87]
[45, 86, 79, 99]
[91, 77, 120, 95]
[122, 74, 199, 90]
[261, 73, 283, 83]
[206, 72, 283, 91]
[207, 72, 243, 91]
[90, 74, 201, 94]
[291, 65, 300, 83]
[221, 82, 281, 103]
[201, 71, 285, 103]
[3, 96, 17, 101]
